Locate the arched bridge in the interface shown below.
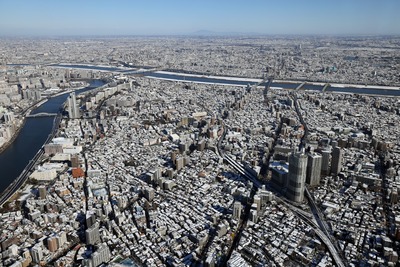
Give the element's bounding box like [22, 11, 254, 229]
[27, 112, 58, 118]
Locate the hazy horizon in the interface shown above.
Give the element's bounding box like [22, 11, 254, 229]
[1, 0, 399, 36]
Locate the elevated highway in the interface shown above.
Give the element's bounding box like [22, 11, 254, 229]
[217, 118, 346, 266]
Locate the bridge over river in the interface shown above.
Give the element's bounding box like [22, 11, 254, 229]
[26, 112, 58, 118]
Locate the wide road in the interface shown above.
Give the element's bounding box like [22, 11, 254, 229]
[224, 152, 345, 267]
[291, 92, 347, 266]
[0, 149, 43, 206]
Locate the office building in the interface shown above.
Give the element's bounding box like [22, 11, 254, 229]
[391, 189, 398, 205]
[253, 195, 261, 211]
[287, 151, 308, 202]
[86, 211, 96, 229]
[83, 243, 111, 267]
[85, 223, 100, 245]
[233, 201, 242, 220]
[258, 188, 274, 206]
[38, 185, 47, 199]
[179, 142, 189, 154]
[270, 161, 289, 189]
[175, 157, 184, 171]
[306, 153, 322, 186]
[44, 143, 63, 155]
[3, 112, 14, 122]
[321, 149, 331, 175]
[22, 89, 42, 101]
[197, 139, 206, 151]
[331, 147, 342, 176]
[30, 246, 43, 264]
[21, 249, 32, 266]
[56, 232, 67, 248]
[250, 209, 258, 223]
[144, 187, 155, 201]
[205, 253, 216, 267]
[47, 237, 58, 252]
[70, 154, 80, 168]
[67, 92, 80, 119]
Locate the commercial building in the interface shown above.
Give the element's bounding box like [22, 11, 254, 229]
[233, 201, 242, 220]
[331, 147, 342, 176]
[30, 246, 43, 264]
[306, 153, 322, 186]
[38, 186, 47, 199]
[29, 168, 57, 182]
[47, 236, 58, 252]
[85, 223, 100, 245]
[321, 149, 331, 175]
[83, 244, 111, 267]
[270, 161, 289, 190]
[44, 143, 63, 155]
[287, 151, 308, 202]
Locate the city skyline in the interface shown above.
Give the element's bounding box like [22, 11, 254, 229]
[1, 32, 400, 266]
[1, 1, 400, 265]
[0, 0, 399, 36]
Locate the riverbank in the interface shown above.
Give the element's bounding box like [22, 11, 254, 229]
[0, 118, 62, 207]
[0, 98, 51, 154]
[49, 63, 135, 72]
[0, 85, 89, 156]
[0, 80, 105, 205]
[0, 118, 26, 154]
[146, 75, 249, 87]
[153, 71, 400, 91]
[155, 71, 262, 83]
[47, 85, 88, 98]
[46, 64, 400, 91]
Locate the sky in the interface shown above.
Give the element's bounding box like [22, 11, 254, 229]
[0, 0, 399, 36]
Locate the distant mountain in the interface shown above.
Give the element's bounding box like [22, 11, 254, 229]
[189, 30, 262, 36]
[192, 30, 217, 35]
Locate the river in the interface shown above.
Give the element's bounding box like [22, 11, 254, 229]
[13, 64, 400, 97]
[2, 65, 399, 194]
[0, 80, 104, 194]
[145, 72, 400, 97]
[50, 64, 131, 72]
